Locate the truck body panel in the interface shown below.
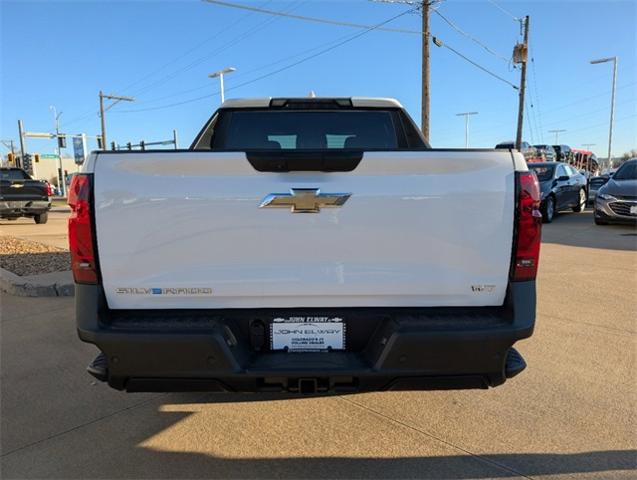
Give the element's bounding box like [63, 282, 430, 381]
[92, 150, 515, 310]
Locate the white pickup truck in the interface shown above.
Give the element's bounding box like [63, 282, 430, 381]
[69, 97, 542, 394]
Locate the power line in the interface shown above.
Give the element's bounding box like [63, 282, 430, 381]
[202, 0, 423, 34]
[529, 56, 544, 143]
[137, 0, 517, 111]
[486, 0, 520, 22]
[432, 9, 511, 64]
[117, 6, 419, 114]
[118, 0, 277, 95]
[128, 28, 362, 107]
[60, 2, 277, 129]
[128, 1, 305, 98]
[434, 38, 518, 89]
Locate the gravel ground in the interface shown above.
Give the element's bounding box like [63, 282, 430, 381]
[0, 236, 71, 276]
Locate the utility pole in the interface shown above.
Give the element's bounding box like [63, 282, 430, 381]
[590, 56, 618, 171]
[515, 15, 530, 151]
[549, 129, 566, 144]
[421, 0, 430, 142]
[17, 120, 26, 169]
[99, 91, 135, 149]
[455, 112, 478, 148]
[1, 139, 16, 155]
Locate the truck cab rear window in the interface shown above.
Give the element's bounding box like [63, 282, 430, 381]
[1, 169, 29, 181]
[208, 110, 412, 151]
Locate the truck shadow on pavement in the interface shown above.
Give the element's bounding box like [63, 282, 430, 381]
[77, 406, 637, 480]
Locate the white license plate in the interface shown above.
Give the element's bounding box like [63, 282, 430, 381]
[271, 317, 345, 351]
[630, 205, 637, 215]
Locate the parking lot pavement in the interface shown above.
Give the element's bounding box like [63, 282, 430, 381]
[0, 211, 70, 250]
[1, 210, 635, 479]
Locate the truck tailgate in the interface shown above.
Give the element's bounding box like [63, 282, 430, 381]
[93, 151, 515, 309]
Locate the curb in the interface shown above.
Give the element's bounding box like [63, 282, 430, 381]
[0, 267, 74, 297]
[50, 207, 71, 213]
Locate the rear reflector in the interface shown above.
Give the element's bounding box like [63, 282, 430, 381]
[512, 171, 542, 281]
[68, 174, 97, 284]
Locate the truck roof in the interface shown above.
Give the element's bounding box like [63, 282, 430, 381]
[219, 97, 403, 109]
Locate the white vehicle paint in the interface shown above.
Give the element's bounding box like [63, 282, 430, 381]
[89, 149, 519, 309]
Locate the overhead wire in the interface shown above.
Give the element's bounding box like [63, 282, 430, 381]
[118, 0, 277, 95]
[204, 0, 519, 90]
[529, 56, 544, 143]
[432, 9, 512, 65]
[117, 6, 420, 113]
[436, 40, 518, 89]
[127, 0, 305, 98]
[486, 0, 520, 22]
[202, 0, 423, 34]
[128, 28, 363, 107]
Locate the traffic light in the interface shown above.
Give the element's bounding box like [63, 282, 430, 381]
[23, 154, 32, 174]
[34, 153, 40, 163]
[7, 152, 15, 164]
[58, 135, 67, 149]
[96, 136, 103, 149]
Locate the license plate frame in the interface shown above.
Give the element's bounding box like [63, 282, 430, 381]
[270, 317, 345, 352]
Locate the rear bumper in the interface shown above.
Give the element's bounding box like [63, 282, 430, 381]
[0, 200, 50, 217]
[76, 282, 536, 393]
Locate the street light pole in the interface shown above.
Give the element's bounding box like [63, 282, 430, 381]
[49, 106, 66, 196]
[455, 112, 478, 148]
[590, 56, 618, 171]
[208, 67, 236, 104]
[548, 129, 566, 144]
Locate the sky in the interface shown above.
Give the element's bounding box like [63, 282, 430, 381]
[1, 0, 635, 159]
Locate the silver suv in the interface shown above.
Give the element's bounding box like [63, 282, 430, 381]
[594, 159, 637, 225]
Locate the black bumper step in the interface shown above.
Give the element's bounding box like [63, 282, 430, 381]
[505, 347, 526, 378]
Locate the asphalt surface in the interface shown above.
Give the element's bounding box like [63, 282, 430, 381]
[0, 210, 70, 250]
[1, 209, 636, 479]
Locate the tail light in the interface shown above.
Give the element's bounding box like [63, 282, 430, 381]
[511, 171, 542, 281]
[46, 182, 53, 197]
[68, 174, 98, 284]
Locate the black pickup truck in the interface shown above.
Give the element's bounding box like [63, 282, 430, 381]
[0, 168, 51, 224]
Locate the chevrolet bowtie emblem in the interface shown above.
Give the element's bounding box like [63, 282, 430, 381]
[259, 188, 351, 213]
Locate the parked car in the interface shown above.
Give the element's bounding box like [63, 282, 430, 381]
[528, 162, 587, 223]
[594, 158, 637, 225]
[71, 96, 541, 394]
[495, 140, 534, 162]
[0, 167, 51, 223]
[552, 145, 573, 163]
[533, 144, 556, 162]
[587, 175, 611, 205]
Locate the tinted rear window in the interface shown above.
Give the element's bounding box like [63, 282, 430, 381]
[613, 161, 637, 180]
[529, 165, 555, 182]
[1, 169, 28, 181]
[212, 110, 402, 151]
